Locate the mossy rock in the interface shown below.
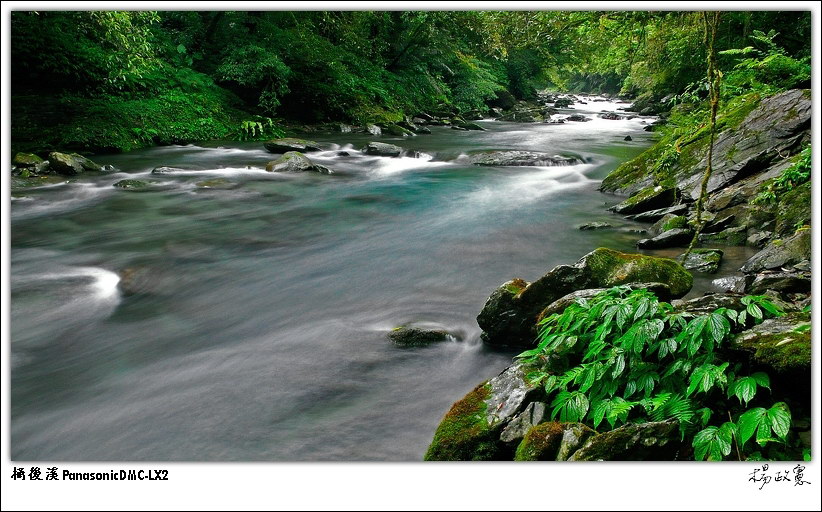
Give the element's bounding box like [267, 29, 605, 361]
[113, 179, 157, 190]
[388, 326, 450, 347]
[424, 383, 502, 461]
[264, 138, 321, 153]
[698, 226, 748, 246]
[514, 422, 565, 461]
[731, 311, 811, 373]
[266, 151, 331, 174]
[610, 185, 678, 215]
[382, 124, 416, 137]
[661, 215, 688, 232]
[362, 142, 403, 157]
[740, 228, 810, 273]
[12, 152, 43, 167]
[578, 248, 693, 298]
[678, 248, 723, 273]
[775, 182, 811, 237]
[47, 151, 84, 176]
[568, 419, 681, 461]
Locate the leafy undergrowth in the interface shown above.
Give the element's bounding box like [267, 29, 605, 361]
[516, 286, 805, 461]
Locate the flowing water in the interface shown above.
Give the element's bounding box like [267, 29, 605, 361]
[10, 98, 755, 461]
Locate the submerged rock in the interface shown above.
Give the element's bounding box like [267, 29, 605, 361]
[113, 179, 156, 190]
[388, 326, 450, 347]
[264, 137, 321, 153]
[151, 166, 186, 175]
[362, 142, 404, 157]
[265, 152, 332, 174]
[578, 222, 612, 230]
[468, 151, 582, 167]
[678, 248, 723, 273]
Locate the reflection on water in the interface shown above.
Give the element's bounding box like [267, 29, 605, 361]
[10, 98, 747, 460]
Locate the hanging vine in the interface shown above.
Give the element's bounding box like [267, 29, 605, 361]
[684, 11, 722, 257]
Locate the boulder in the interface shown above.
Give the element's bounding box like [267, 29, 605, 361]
[673, 293, 745, 316]
[624, 135, 633, 141]
[366, 124, 382, 136]
[625, 203, 690, 223]
[264, 138, 321, 153]
[567, 419, 681, 460]
[698, 226, 748, 246]
[388, 326, 450, 347]
[746, 271, 811, 295]
[468, 151, 582, 167]
[711, 276, 748, 294]
[424, 363, 542, 460]
[740, 228, 811, 273]
[636, 227, 693, 249]
[649, 214, 688, 237]
[500, 402, 549, 445]
[362, 142, 404, 157]
[599, 112, 623, 120]
[610, 185, 678, 215]
[565, 114, 589, 122]
[12, 152, 44, 167]
[678, 248, 723, 273]
[68, 153, 103, 173]
[731, 312, 811, 373]
[415, 126, 432, 135]
[265, 151, 332, 174]
[382, 124, 416, 137]
[47, 152, 84, 176]
[499, 110, 542, 123]
[477, 248, 692, 347]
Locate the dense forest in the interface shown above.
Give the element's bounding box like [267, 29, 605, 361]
[11, 10, 811, 152]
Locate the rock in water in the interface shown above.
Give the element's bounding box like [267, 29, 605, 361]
[265, 152, 332, 174]
[468, 151, 582, 167]
[636, 227, 693, 249]
[47, 152, 84, 176]
[578, 222, 612, 230]
[678, 249, 723, 273]
[263, 137, 321, 153]
[610, 185, 678, 215]
[12, 152, 44, 167]
[361, 142, 403, 157]
[388, 326, 449, 347]
[740, 228, 811, 273]
[477, 248, 693, 347]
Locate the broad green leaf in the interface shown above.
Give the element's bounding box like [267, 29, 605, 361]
[766, 402, 791, 440]
[751, 372, 770, 390]
[738, 407, 767, 445]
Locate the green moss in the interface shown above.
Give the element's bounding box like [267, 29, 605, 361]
[662, 215, 688, 232]
[775, 182, 811, 236]
[736, 312, 811, 372]
[582, 248, 693, 298]
[424, 383, 503, 461]
[514, 422, 564, 461]
[506, 278, 528, 296]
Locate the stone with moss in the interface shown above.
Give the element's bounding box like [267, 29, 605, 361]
[47, 152, 85, 176]
[567, 419, 681, 461]
[698, 226, 748, 246]
[731, 311, 811, 373]
[576, 248, 692, 297]
[678, 248, 723, 273]
[578, 222, 612, 231]
[740, 227, 810, 273]
[425, 363, 541, 460]
[12, 152, 44, 167]
[113, 179, 156, 190]
[264, 137, 321, 153]
[636, 227, 693, 249]
[382, 124, 416, 137]
[775, 182, 811, 237]
[478, 248, 692, 347]
[513, 421, 565, 461]
[362, 142, 404, 157]
[626, 203, 690, 223]
[266, 151, 332, 174]
[388, 326, 450, 347]
[610, 185, 678, 215]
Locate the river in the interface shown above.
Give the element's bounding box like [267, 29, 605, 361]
[10, 98, 755, 460]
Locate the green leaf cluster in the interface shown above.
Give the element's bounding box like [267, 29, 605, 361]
[517, 286, 793, 461]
